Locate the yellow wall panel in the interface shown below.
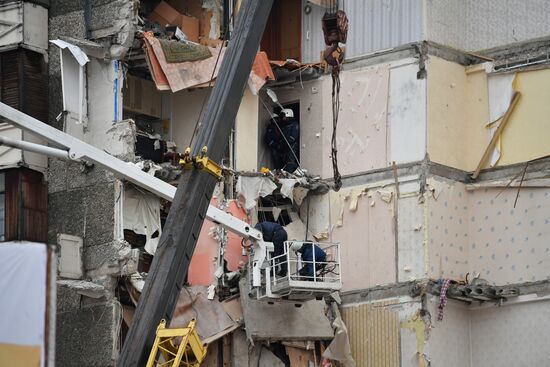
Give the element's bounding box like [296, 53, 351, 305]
[341, 301, 400, 367]
[498, 69, 550, 165]
[427, 57, 490, 172]
[0, 343, 41, 367]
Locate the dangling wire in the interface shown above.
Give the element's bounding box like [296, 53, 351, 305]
[331, 67, 342, 191]
[323, 0, 347, 192]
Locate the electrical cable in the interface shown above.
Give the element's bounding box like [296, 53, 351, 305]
[331, 68, 342, 191]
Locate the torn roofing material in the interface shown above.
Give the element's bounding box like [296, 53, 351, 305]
[142, 34, 277, 93]
[143, 33, 226, 92]
[253, 51, 275, 82]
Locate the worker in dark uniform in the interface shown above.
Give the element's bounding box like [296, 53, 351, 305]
[254, 221, 288, 277]
[264, 108, 300, 172]
[279, 108, 300, 172]
[297, 242, 327, 280]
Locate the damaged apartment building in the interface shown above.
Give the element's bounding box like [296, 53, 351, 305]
[2, 0, 550, 366]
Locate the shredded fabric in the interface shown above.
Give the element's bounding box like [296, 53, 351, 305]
[322, 316, 356, 367]
[279, 178, 307, 201]
[235, 176, 277, 210]
[123, 187, 162, 255]
[438, 278, 451, 321]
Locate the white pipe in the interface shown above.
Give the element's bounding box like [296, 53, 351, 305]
[0, 135, 71, 161]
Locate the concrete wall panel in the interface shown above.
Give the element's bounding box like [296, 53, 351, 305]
[467, 186, 550, 285]
[427, 299, 471, 367]
[331, 65, 390, 176]
[397, 196, 426, 281]
[235, 88, 259, 171]
[470, 299, 550, 366]
[427, 178, 470, 279]
[277, 61, 428, 178]
[428, 177, 550, 285]
[425, 0, 550, 52]
[388, 62, 427, 164]
[330, 184, 396, 291]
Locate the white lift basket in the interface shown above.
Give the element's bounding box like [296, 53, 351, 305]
[249, 240, 342, 301]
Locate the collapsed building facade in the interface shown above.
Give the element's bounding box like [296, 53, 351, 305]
[2, 0, 550, 366]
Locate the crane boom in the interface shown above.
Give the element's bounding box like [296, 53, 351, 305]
[0, 1, 274, 365]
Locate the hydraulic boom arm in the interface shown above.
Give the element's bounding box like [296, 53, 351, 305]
[0, 102, 262, 242]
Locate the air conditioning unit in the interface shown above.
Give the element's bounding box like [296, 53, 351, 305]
[0, 1, 48, 53]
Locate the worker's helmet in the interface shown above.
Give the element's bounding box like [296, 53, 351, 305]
[290, 242, 302, 252]
[280, 108, 294, 119]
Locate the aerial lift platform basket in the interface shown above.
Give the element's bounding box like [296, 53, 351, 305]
[249, 240, 342, 301]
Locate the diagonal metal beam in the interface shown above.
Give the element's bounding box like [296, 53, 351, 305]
[118, 1, 273, 366]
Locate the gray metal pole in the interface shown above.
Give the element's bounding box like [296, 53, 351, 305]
[118, 1, 273, 366]
[0, 135, 71, 161]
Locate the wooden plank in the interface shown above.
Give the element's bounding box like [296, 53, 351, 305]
[471, 92, 521, 179]
[286, 346, 313, 367]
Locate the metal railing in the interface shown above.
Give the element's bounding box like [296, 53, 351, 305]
[268, 241, 341, 292]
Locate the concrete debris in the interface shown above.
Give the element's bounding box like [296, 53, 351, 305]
[329, 292, 342, 305]
[313, 229, 329, 241]
[170, 286, 242, 343]
[128, 272, 145, 293]
[293, 186, 309, 206]
[207, 284, 217, 300]
[57, 279, 106, 299]
[377, 189, 394, 203]
[430, 279, 519, 304]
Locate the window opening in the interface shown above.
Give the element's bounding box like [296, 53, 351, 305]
[264, 101, 300, 172]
